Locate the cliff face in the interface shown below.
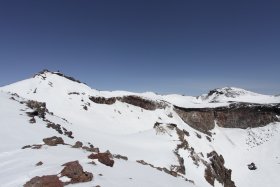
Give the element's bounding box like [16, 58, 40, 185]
[89, 95, 167, 110]
[175, 103, 280, 134]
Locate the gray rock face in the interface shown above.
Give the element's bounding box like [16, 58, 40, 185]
[175, 103, 280, 134]
[174, 109, 215, 134]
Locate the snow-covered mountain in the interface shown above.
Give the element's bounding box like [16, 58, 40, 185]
[0, 70, 279, 187]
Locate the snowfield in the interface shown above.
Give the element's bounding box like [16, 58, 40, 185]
[0, 70, 279, 187]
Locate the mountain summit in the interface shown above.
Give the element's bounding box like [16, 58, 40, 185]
[0, 71, 279, 187]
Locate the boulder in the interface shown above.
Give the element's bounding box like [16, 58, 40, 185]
[248, 162, 257, 170]
[60, 161, 93, 184]
[35, 161, 43, 166]
[72, 141, 83, 148]
[43, 136, 64, 146]
[88, 152, 114, 167]
[24, 175, 63, 187]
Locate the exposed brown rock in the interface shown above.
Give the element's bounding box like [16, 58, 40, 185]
[60, 161, 93, 184]
[72, 141, 83, 148]
[136, 159, 182, 178]
[89, 96, 116, 105]
[113, 154, 128, 161]
[174, 108, 215, 134]
[43, 136, 64, 146]
[175, 103, 280, 134]
[162, 167, 178, 177]
[88, 152, 114, 167]
[204, 151, 236, 187]
[64, 130, 74, 139]
[89, 95, 167, 110]
[136, 160, 149, 165]
[173, 127, 188, 175]
[205, 164, 215, 186]
[24, 175, 63, 187]
[82, 146, 99, 153]
[215, 103, 280, 129]
[26, 100, 48, 118]
[46, 123, 63, 134]
[119, 95, 164, 110]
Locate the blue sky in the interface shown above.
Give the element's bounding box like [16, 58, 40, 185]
[0, 0, 279, 95]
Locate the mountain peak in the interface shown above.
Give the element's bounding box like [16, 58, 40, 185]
[198, 87, 260, 103]
[33, 69, 84, 85]
[207, 87, 256, 97]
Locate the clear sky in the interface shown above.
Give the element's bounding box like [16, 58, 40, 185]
[0, 0, 279, 96]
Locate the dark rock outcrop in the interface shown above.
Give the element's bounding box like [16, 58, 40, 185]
[204, 151, 235, 187]
[60, 161, 93, 184]
[46, 123, 63, 134]
[88, 152, 114, 167]
[153, 122, 187, 175]
[26, 100, 48, 118]
[136, 160, 181, 178]
[22, 145, 32, 149]
[89, 95, 167, 110]
[248, 162, 257, 170]
[29, 117, 36, 124]
[22, 144, 43, 149]
[113, 154, 128, 160]
[24, 175, 63, 187]
[89, 96, 116, 105]
[82, 146, 99, 153]
[46, 123, 74, 138]
[119, 95, 166, 110]
[43, 136, 64, 146]
[175, 103, 280, 134]
[72, 141, 83, 148]
[174, 108, 215, 134]
[215, 103, 280, 129]
[35, 161, 43, 166]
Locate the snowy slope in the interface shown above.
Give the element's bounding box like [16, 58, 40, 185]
[0, 70, 280, 187]
[0, 91, 195, 187]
